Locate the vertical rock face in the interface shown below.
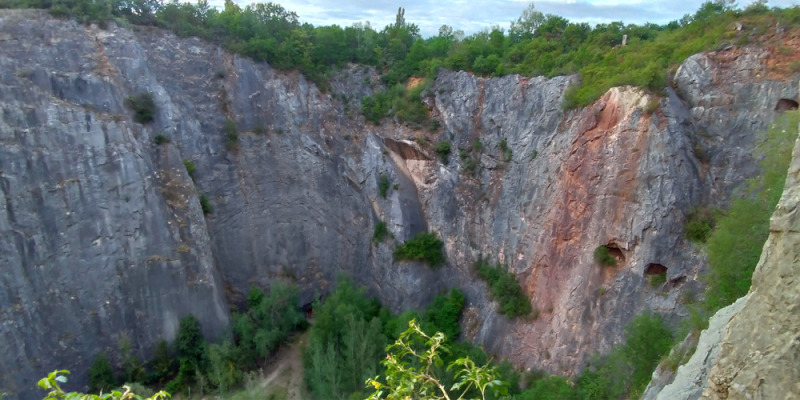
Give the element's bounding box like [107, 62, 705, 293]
[643, 297, 746, 400]
[701, 115, 800, 400]
[0, 10, 797, 398]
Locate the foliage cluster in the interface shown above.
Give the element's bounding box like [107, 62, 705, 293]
[303, 278, 518, 400]
[126, 92, 156, 124]
[702, 110, 798, 310]
[436, 140, 452, 164]
[199, 194, 212, 214]
[378, 173, 391, 199]
[498, 139, 512, 163]
[88, 283, 307, 396]
[373, 220, 389, 243]
[182, 160, 196, 181]
[303, 278, 387, 400]
[14, 0, 798, 125]
[574, 312, 673, 399]
[153, 134, 170, 145]
[593, 245, 616, 267]
[473, 256, 532, 318]
[393, 232, 445, 267]
[224, 119, 238, 149]
[685, 205, 717, 243]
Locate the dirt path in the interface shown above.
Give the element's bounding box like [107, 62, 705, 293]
[259, 332, 309, 400]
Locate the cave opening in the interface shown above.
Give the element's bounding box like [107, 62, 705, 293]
[605, 243, 626, 265]
[644, 263, 668, 275]
[775, 98, 799, 112]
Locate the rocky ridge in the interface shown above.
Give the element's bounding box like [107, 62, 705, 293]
[0, 10, 797, 398]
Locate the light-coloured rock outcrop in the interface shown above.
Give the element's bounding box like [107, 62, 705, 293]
[642, 297, 746, 400]
[701, 109, 800, 400]
[0, 10, 797, 398]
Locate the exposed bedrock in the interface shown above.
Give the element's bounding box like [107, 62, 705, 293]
[0, 10, 796, 398]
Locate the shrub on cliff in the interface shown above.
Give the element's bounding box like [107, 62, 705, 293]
[126, 92, 156, 124]
[474, 256, 532, 318]
[394, 232, 445, 267]
[593, 245, 616, 267]
[378, 173, 391, 198]
[435, 140, 451, 164]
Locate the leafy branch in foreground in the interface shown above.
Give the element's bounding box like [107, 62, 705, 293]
[38, 370, 169, 400]
[365, 319, 507, 400]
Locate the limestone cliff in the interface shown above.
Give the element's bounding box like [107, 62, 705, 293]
[0, 10, 797, 398]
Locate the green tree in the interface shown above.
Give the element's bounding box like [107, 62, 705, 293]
[233, 282, 306, 367]
[88, 353, 115, 393]
[171, 314, 207, 390]
[304, 278, 387, 400]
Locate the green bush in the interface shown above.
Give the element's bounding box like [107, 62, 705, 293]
[199, 194, 212, 214]
[394, 232, 445, 267]
[593, 245, 616, 267]
[474, 256, 532, 318]
[435, 141, 451, 164]
[685, 206, 716, 243]
[498, 138, 512, 162]
[378, 173, 391, 198]
[126, 92, 156, 124]
[154, 133, 170, 145]
[183, 160, 196, 181]
[373, 220, 389, 242]
[224, 119, 238, 149]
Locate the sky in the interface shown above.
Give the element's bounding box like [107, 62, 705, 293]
[211, 0, 800, 37]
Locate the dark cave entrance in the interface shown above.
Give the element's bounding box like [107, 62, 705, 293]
[606, 243, 626, 265]
[644, 263, 668, 275]
[775, 98, 799, 112]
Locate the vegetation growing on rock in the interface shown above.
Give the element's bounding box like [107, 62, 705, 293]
[593, 245, 616, 267]
[126, 92, 156, 124]
[393, 232, 445, 267]
[474, 256, 533, 318]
